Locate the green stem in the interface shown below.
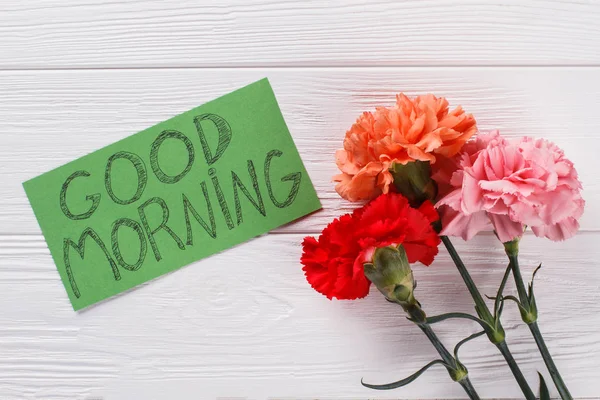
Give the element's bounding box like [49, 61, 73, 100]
[440, 236, 493, 321]
[508, 253, 573, 400]
[441, 236, 536, 400]
[417, 322, 456, 367]
[529, 322, 572, 400]
[457, 377, 480, 400]
[410, 309, 481, 400]
[508, 253, 530, 310]
[496, 341, 536, 399]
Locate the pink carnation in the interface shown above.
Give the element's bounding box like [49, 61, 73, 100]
[435, 130, 585, 242]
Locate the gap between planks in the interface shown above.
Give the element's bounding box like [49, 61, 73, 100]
[2, 65, 600, 73]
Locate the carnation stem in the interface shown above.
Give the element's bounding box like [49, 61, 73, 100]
[409, 307, 481, 400]
[496, 340, 537, 398]
[508, 253, 573, 400]
[419, 324, 481, 400]
[441, 236, 536, 400]
[458, 377, 481, 400]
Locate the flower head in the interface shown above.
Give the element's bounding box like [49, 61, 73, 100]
[354, 193, 440, 266]
[334, 94, 477, 202]
[435, 131, 585, 242]
[301, 193, 441, 300]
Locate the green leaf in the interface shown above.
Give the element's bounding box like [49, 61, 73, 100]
[494, 263, 512, 317]
[538, 372, 551, 400]
[499, 294, 521, 305]
[496, 297, 505, 319]
[528, 264, 542, 317]
[427, 312, 505, 344]
[454, 331, 486, 363]
[426, 312, 491, 331]
[497, 295, 530, 315]
[361, 360, 448, 390]
[529, 264, 542, 297]
[532, 263, 542, 280]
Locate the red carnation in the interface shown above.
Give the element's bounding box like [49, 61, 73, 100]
[301, 193, 441, 300]
[301, 214, 368, 300]
[355, 194, 440, 266]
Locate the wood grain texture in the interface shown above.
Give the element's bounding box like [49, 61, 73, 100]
[1, 0, 600, 69]
[2, 0, 600, 398]
[0, 232, 599, 399]
[1, 67, 599, 235]
[1, 67, 599, 398]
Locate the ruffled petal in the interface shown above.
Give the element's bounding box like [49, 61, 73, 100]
[488, 214, 524, 242]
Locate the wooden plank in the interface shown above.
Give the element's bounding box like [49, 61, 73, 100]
[1, 0, 600, 68]
[0, 232, 598, 398]
[1, 67, 599, 234]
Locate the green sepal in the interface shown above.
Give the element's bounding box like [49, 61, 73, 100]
[365, 245, 416, 307]
[490, 263, 541, 325]
[389, 160, 438, 207]
[526, 264, 542, 323]
[492, 294, 536, 325]
[450, 361, 469, 383]
[503, 237, 520, 257]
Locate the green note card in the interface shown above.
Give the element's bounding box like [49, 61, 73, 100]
[23, 78, 321, 311]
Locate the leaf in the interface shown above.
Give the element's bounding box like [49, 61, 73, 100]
[532, 263, 542, 279]
[361, 360, 449, 390]
[529, 264, 542, 308]
[538, 372, 551, 400]
[497, 294, 531, 317]
[496, 296, 505, 319]
[426, 312, 491, 331]
[494, 263, 513, 317]
[454, 331, 486, 362]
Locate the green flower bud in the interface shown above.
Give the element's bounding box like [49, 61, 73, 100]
[389, 160, 438, 207]
[363, 245, 417, 307]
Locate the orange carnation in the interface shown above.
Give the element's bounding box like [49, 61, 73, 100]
[334, 94, 477, 202]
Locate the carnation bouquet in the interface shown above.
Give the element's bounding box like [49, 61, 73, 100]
[300, 94, 584, 399]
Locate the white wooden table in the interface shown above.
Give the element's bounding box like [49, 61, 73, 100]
[1, 1, 599, 399]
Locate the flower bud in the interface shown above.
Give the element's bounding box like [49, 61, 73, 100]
[363, 245, 417, 307]
[389, 161, 438, 208]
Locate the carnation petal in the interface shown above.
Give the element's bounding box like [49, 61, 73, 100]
[436, 189, 463, 210]
[335, 149, 361, 175]
[332, 258, 371, 300]
[406, 145, 437, 163]
[531, 217, 580, 241]
[488, 214, 524, 242]
[416, 131, 444, 153]
[403, 242, 438, 266]
[418, 201, 440, 224]
[461, 171, 485, 214]
[479, 179, 527, 196]
[439, 207, 491, 241]
[333, 164, 384, 202]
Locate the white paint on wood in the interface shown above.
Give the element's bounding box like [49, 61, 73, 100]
[1, 0, 600, 68]
[0, 233, 599, 399]
[1, 68, 598, 234]
[1, 0, 599, 398]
